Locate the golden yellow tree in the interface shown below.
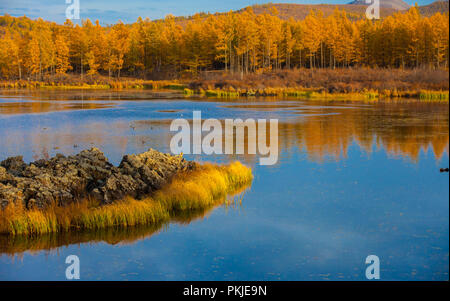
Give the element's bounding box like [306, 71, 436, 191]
[54, 34, 71, 74]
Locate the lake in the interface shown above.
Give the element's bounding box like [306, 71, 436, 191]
[0, 89, 448, 281]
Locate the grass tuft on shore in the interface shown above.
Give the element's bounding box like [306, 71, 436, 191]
[0, 162, 253, 236]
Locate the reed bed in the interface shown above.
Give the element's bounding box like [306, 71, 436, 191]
[0, 162, 253, 236]
[0, 224, 165, 256]
[183, 86, 449, 101]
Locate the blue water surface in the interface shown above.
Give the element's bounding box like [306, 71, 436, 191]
[0, 90, 448, 280]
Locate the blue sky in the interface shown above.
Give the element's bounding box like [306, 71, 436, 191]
[0, 0, 437, 24]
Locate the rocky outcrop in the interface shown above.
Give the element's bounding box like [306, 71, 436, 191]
[0, 148, 196, 209]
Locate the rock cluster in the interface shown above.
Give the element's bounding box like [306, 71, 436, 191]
[0, 148, 196, 209]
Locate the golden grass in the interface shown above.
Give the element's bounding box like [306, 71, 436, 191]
[183, 86, 449, 101]
[0, 201, 229, 255]
[0, 161, 253, 236]
[0, 79, 186, 90]
[0, 224, 164, 256]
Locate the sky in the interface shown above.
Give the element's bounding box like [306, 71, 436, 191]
[0, 0, 438, 24]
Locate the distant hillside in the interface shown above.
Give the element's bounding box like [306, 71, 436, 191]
[348, 0, 410, 10]
[244, 3, 397, 20]
[418, 0, 449, 16]
[238, 1, 448, 21]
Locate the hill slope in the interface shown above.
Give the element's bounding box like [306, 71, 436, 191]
[348, 0, 410, 10]
[240, 1, 447, 20]
[418, 0, 449, 15]
[245, 3, 397, 20]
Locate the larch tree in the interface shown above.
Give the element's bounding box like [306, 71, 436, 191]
[54, 33, 72, 74]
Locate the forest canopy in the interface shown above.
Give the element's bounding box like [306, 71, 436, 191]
[0, 6, 448, 80]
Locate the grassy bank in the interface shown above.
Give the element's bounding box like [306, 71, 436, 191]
[0, 162, 253, 236]
[0, 79, 186, 90]
[183, 87, 449, 101]
[1, 69, 448, 101]
[185, 68, 449, 101]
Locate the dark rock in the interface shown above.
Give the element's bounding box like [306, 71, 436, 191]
[0, 148, 197, 209]
[1, 156, 26, 177]
[0, 166, 13, 182]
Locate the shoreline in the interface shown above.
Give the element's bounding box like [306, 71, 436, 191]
[183, 87, 449, 101]
[1, 68, 448, 101]
[1, 81, 448, 101]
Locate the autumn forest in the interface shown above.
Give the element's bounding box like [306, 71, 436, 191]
[0, 5, 448, 82]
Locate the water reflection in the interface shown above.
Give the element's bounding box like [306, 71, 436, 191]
[0, 89, 185, 105]
[2, 98, 445, 165]
[0, 101, 116, 115]
[280, 102, 449, 162]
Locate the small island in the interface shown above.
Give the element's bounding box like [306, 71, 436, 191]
[0, 148, 253, 236]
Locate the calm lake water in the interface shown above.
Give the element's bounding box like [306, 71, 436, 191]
[0, 89, 448, 281]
